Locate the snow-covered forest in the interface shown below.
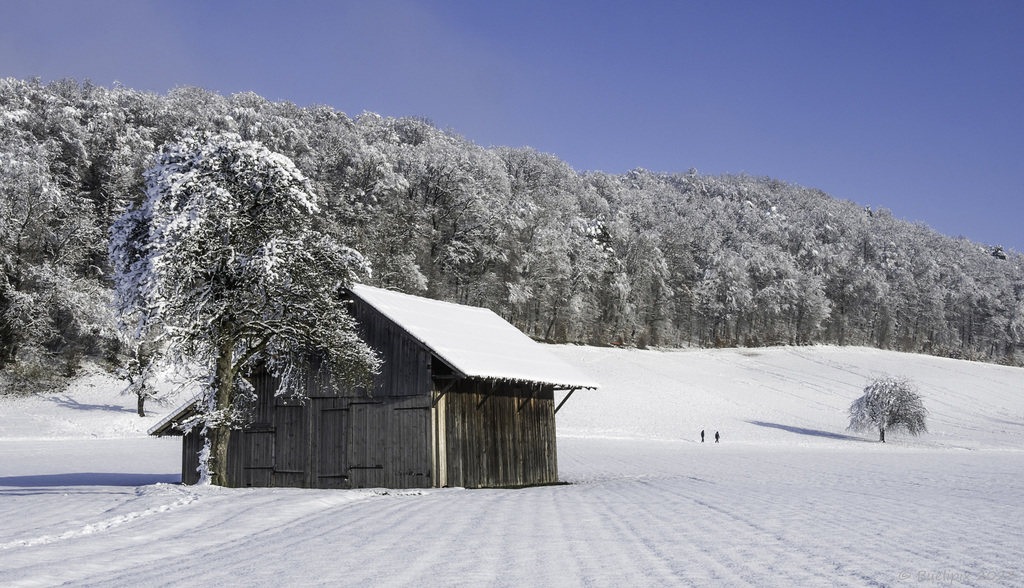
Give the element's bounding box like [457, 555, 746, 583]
[2, 77, 1022, 389]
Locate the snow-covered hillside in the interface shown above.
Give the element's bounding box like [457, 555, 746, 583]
[1, 346, 1022, 586]
[551, 345, 1024, 450]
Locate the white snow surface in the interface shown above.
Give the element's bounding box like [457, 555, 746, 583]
[350, 283, 600, 389]
[2, 345, 1023, 587]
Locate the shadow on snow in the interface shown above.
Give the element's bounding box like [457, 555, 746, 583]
[746, 420, 869, 442]
[45, 395, 138, 413]
[988, 417, 1024, 429]
[0, 472, 181, 488]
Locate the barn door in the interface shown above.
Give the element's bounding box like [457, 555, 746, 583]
[242, 429, 275, 487]
[273, 403, 307, 487]
[316, 405, 349, 488]
[348, 402, 385, 487]
[387, 405, 432, 488]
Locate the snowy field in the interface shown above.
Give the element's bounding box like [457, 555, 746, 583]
[1, 346, 1022, 587]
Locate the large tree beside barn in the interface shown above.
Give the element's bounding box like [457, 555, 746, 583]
[109, 133, 380, 486]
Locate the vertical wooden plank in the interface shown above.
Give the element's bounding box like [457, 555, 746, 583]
[316, 405, 349, 489]
[386, 402, 431, 488]
[273, 403, 306, 488]
[348, 402, 385, 488]
[182, 431, 202, 485]
[243, 430, 274, 487]
[545, 387, 557, 483]
[255, 370, 276, 426]
[444, 385, 465, 488]
[226, 429, 244, 488]
[431, 387, 447, 488]
[437, 381, 559, 489]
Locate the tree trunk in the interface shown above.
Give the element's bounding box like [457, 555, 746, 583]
[207, 424, 232, 487]
[879, 427, 885, 443]
[544, 304, 559, 341]
[137, 394, 146, 417]
[0, 301, 16, 369]
[207, 336, 236, 487]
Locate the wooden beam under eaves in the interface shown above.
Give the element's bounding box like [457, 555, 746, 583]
[554, 388, 578, 414]
[432, 378, 459, 407]
[517, 386, 537, 413]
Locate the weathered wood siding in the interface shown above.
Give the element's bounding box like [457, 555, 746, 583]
[442, 381, 558, 488]
[385, 397, 432, 488]
[350, 296, 433, 398]
[182, 430, 203, 485]
[181, 428, 250, 486]
[199, 299, 437, 488]
[344, 396, 433, 488]
[315, 398, 349, 488]
[271, 398, 306, 487]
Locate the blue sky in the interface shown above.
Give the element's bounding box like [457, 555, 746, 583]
[2, 0, 1022, 251]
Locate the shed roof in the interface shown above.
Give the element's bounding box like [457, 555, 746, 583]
[350, 284, 599, 390]
[149, 393, 201, 437]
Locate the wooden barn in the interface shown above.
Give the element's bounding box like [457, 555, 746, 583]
[149, 284, 599, 489]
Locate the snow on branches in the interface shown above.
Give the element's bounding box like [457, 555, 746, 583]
[109, 133, 380, 485]
[847, 376, 928, 442]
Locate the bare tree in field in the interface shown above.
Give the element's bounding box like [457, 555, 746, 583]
[848, 376, 928, 442]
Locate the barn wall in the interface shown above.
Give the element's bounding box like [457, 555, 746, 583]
[347, 396, 433, 488]
[181, 427, 256, 487]
[313, 396, 349, 489]
[350, 297, 433, 398]
[202, 302, 436, 489]
[182, 430, 203, 485]
[442, 381, 558, 488]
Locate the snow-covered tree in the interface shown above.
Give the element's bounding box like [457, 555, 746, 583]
[2, 78, 1022, 374]
[0, 125, 107, 376]
[116, 334, 165, 417]
[847, 376, 928, 442]
[109, 133, 380, 486]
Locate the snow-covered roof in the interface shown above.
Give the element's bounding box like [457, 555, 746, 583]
[148, 394, 202, 437]
[350, 284, 599, 389]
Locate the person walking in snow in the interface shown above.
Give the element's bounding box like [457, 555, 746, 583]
[701, 430, 705, 443]
[715, 431, 720, 443]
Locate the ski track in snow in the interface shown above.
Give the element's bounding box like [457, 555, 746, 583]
[0, 484, 198, 550]
[1, 345, 1023, 587]
[4, 441, 1021, 587]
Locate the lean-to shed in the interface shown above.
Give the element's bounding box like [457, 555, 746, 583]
[150, 283, 599, 489]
